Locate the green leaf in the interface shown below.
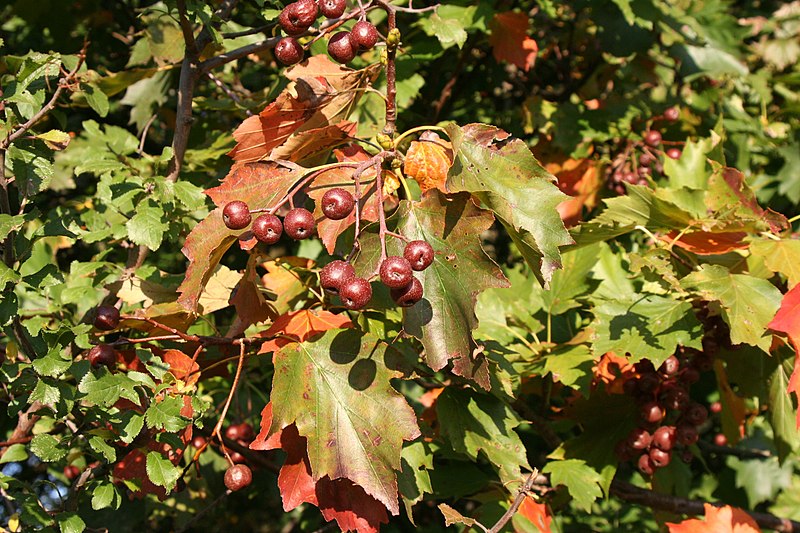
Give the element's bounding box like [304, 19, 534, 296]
[750, 238, 800, 288]
[88, 436, 116, 462]
[30, 378, 61, 404]
[144, 396, 189, 432]
[591, 293, 703, 367]
[145, 451, 181, 491]
[437, 387, 530, 486]
[78, 371, 140, 407]
[398, 441, 433, 521]
[7, 143, 54, 196]
[728, 454, 793, 507]
[30, 434, 67, 462]
[32, 349, 72, 378]
[269, 329, 420, 515]
[541, 243, 600, 315]
[542, 459, 603, 512]
[91, 482, 121, 511]
[662, 137, 713, 190]
[422, 14, 468, 49]
[0, 214, 25, 240]
[681, 264, 782, 349]
[34, 129, 71, 151]
[445, 123, 572, 284]
[57, 512, 86, 533]
[83, 83, 110, 117]
[766, 349, 800, 461]
[0, 443, 29, 464]
[543, 344, 596, 394]
[126, 202, 167, 251]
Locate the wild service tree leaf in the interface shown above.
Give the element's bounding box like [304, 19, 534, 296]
[666, 503, 760, 533]
[437, 387, 530, 486]
[489, 11, 538, 72]
[751, 238, 800, 288]
[267, 329, 419, 515]
[403, 135, 452, 193]
[176, 162, 301, 313]
[591, 293, 703, 367]
[445, 123, 572, 284]
[378, 191, 508, 387]
[542, 459, 603, 513]
[681, 264, 782, 350]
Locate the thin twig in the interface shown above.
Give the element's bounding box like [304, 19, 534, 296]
[486, 470, 541, 533]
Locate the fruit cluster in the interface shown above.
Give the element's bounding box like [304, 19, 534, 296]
[274, 0, 380, 65]
[614, 349, 714, 476]
[222, 185, 434, 311]
[608, 106, 682, 195]
[88, 305, 121, 368]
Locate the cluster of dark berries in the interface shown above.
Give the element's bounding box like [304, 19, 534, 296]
[320, 239, 433, 310]
[274, 0, 380, 66]
[224, 422, 255, 464]
[223, 200, 317, 241]
[608, 106, 682, 195]
[614, 349, 714, 476]
[87, 305, 122, 369]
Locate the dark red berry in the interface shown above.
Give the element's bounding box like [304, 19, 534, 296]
[637, 453, 655, 475]
[710, 401, 722, 414]
[662, 386, 689, 411]
[390, 277, 423, 307]
[225, 423, 254, 443]
[252, 214, 283, 244]
[684, 404, 708, 426]
[319, 0, 346, 18]
[714, 433, 728, 447]
[622, 171, 638, 184]
[339, 277, 372, 310]
[223, 201, 251, 230]
[640, 401, 665, 424]
[350, 21, 379, 50]
[279, 0, 317, 34]
[676, 424, 698, 446]
[321, 188, 355, 220]
[664, 107, 680, 122]
[403, 240, 434, 271]
[191, 436, 207, 449]
[284, 208, 315, 240]
[328, 31, 357, 63]
[644, 130, 662, 147]
[230, 452, 247, 464]
[379, 256, 413, 289]
[638, 152, 656, 167]
[659, 355, 680, 377]
[666, 148, 682, 160]
[649, 447, 671, 468]
[623, 377, 638, 396]
[88, 344, 117, 369]
[63, 465, 81, 480]
[627, 428, 652, 450]
[275, 37, 304, 65]
[94, 305, 120, 330]
[320, 260, 356, 294]
[224, 464, 253, 491]
[652, 426, 676, 451]
[636, 372, 660, 394]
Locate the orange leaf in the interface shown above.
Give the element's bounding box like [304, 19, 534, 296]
[403, 134, 453, 193]
[593, 352, 635, 394]
[515, 496, 552, 533]
[666, 504, 760, 533]
[660, 231, 749, 255]
[264, 308, 353, 342]
[535, 141, 601, 227]
[489, 11, 538, 72]
[768, 283, 800, 428]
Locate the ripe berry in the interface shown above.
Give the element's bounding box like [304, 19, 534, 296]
[191, 436, 207, 449]
[676, 424, 698, 446]
[275, 37, 304, 65]
[649, 447, 671, 468]
[224, 464, 253, 491]
[320, 260, 356, 294]
[94, 305, 120, 330]
[279, 0, 318, 34]
[637, 453, 655, 476]
[652, 426, 676, 451]
[350, 21, 379, 50]
[253, 214, 283, 244]
[321, 188, 355, 220]
[684, 404, 708, 426]
[659, 355, 680, 377]
[709, 401, 722, 414]
[662, 386, 689, 411]
[627, 428, 652, 450]
[390, 277, 423, 307]
[379, 256, 413, 289]
[644, 130, 662, 147]
[319, 0, 346, 18]
[328, 31, 357, 63]
[638, 152, 655, 167]
[666, 148, 682, 160]
[64, 465, 81, 480]
[403, 240, 434, 271]
[230, 452, 247, 464]
[634, 361, 655, 374]
[714, 433, 728, 447]
[88, 344, 117, 369]
[225, 423, 254, 442]
[339, 277, 372, 310]
[640, 401, 665, 424]
[223, 201, 251, 230]
[636, 372, 660, 394]
[664, 107, 680, 122]
[284, 208, 315, 240]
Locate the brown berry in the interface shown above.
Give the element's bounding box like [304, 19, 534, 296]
[339, 277, 372, 310]
[321, 188, 355, 220]
[627, 428, 652, 450]
[223, 201, 251, 230]
[328, 31, 357, 63]
[350, 21, 379, 50]
[390, 277, 423, 307]
[403, 240, 434, 271]
[252, 214, 283, 244]
[640, 401, 665, 424]
[284, 208, 315, 240]
[319, 0, 346, 18]
[379, 256, 413, 289]
[275, 37, 304, 65]
[94, 305, 120, 330]
[279, 0, 318, 34]
[224, 464, 253, 491]
[88, 344, 117, 369]
[225, 423, 255, 443]
[676, 424, 698, 446]
[320, 260, 356, 294]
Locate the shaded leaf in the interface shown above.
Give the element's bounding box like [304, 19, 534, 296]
[489, 11, 539, 72]
[542, 459, 603, 513]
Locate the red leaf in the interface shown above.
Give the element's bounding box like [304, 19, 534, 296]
[515, 496, 552, 533]
[768, 283, 800, 428]
[489, 12, 538, 72]
[660, 231, 749, 255]
[666, 504, 760, 533]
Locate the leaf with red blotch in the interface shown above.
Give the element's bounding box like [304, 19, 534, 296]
[176, 162, 301, 313]
[658, 230, 748, 255]
[666, 503, 760, 533]
[251, 404, 389, 532]
[227, 57, 380, 163]
[229, 254, 277, 337]
[768, 283, 800, 428]
[706, 167, 788, 234]
[513, 496, 552, 533]
[267, 329, 420, 515]
[489, 11, 538, 72]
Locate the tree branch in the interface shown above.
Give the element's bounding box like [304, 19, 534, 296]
[487, 470, 542, 533]
[0, 401, 43, 460]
